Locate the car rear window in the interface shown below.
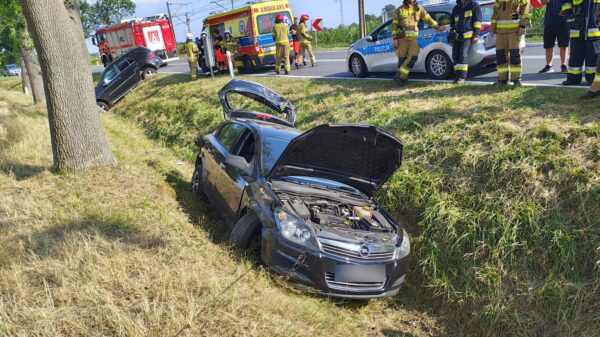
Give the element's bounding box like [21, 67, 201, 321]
[256, 11, 292, 35]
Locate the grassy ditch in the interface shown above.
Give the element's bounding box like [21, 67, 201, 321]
[0, 77, 439, 337]
[109, 74, 600, 336]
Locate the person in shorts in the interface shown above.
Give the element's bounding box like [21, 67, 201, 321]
[538, 0, 569, 73]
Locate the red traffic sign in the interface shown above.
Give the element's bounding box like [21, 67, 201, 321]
[312, 18, 323, 31]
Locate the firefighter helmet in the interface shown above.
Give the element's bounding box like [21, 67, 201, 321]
[275, 13, 284, 22]
[224, 30, 232, 35]
[300, 14, 309, 21]
[186, 33, 193, 40]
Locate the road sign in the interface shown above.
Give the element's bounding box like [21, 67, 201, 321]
[312, 18, 323, 31]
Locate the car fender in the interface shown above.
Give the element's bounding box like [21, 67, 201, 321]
[235, 178, 277, 229]
[346, 40, 370, 72]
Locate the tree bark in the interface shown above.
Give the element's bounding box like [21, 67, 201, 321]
[19, 0, 116, 171]
[19, 55, 31, 96]
[19, 28, 45, 104]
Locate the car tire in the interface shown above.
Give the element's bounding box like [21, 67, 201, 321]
[191, 156, 207, 201]
[97, 101, 109, 112]
[230, 211, 262, 252]
[242, 55, 255, 74]
[141, 67, 157, 80]
[426, 50, 453, 80]
[350, 54, 368, 78]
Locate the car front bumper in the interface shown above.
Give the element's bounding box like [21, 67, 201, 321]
[263, 228, 409, 299]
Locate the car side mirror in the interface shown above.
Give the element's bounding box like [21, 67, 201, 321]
[366, 35, 374, 42]
[224, 155, 252, 176]
[195, 135, 205, 148]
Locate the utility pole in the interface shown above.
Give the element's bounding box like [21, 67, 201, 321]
[166, 2, 178, 56]
[340, 0, 344, 26]
[358, 0, 365, 39]
[185, 10, 191, 34]
[231, 0, 234, 10]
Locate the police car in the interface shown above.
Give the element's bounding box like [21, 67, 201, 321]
[347, 0, 497, 79]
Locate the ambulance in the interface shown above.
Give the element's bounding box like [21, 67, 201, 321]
[202, 0, 294, 73]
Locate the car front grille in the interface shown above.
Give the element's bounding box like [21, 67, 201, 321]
[324, 272, 386, 291]
[319, 239, 395, 261]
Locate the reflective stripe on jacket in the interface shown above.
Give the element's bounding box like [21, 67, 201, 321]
[298, 22, 312, 45]
[490, 0, 531, 33]
[184, 41, 198, 62]
[562, 0, 600, 39]
[273, 22, 290, 44]
[451, 0, 483, 39]
[392, 4, 439, 40]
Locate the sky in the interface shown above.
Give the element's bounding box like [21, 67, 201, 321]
[86, 0, 401, 53]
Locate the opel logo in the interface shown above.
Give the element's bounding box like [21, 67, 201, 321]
[359, 245, 370, 257]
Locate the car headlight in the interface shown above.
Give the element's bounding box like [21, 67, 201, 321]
[274, 207, 319, 250]
[397, 229, 410, 259]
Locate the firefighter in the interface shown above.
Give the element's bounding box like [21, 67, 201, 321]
[221, 30, 239, 75]
[183, 33, 199, 79]
[561, 0, 600, 89]
[392, 0, 445, 86]
[580, 9, 600, 98]
[273, 13, 291, 75]
[488, 0, 531, 86]
[297, 14, 317, 68]
[450, 0, 482, 84]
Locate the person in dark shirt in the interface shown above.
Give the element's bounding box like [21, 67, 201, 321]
[539, 0, 569, 73]
[290, 17, 300, 65]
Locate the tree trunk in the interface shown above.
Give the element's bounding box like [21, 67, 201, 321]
[64, 0, 90, 62]
[19, 28, 45, 104]
[19, 0, 116, 171]
[19, 56, 31, 96]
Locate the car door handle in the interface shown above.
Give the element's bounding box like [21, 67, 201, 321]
[219, 163, 226, 170]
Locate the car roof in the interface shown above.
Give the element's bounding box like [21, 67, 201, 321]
[234, 118, 301, 139]
[423, 0, 494, 11]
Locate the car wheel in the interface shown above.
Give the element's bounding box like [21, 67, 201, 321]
[350, 54, 367, 78]
[230, 212, 262, 255]
[191, 156, 207, 200]
[141, 67, 157, 79]
[426, 50, 453, 80]
[97, 101, 109, 112]
[242, 55, 255, 74]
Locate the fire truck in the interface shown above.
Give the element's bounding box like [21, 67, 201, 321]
[92, 14, 178, 67]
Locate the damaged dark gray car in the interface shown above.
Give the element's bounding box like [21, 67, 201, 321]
[192, 79, 409, 298]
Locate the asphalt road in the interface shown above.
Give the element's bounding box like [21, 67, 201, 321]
[92, 43, 587, 88]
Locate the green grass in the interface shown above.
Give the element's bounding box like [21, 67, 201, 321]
[109, 74, 600, 336]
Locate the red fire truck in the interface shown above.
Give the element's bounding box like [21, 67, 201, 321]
[92, 14, 178, 67]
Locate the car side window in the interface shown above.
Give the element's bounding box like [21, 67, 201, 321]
[216, 123, 245, 152]
[102, 65, 119, 85]
[233, 130, 256, 163]
[376, 22, 392, 40]
[435, 12, 451, 26]
[116, 58, 133, 72]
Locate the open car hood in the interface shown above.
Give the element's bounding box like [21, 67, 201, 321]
[268, 124, 403, 197]
[218, 79, 296, 126]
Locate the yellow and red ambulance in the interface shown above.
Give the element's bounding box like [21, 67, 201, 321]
[202, 0, 294, 73]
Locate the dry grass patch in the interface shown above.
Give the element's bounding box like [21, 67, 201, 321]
[0, 78, 438, 337]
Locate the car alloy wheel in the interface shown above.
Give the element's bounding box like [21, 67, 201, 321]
[191, 157, 207, 200]
[426, 50, 452, 80]
[97, 101, 109, 112]
[142, 67, 157, 79]
[350, 54, 367, 78]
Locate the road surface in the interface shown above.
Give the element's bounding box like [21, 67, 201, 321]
[92, 44, 588, 88]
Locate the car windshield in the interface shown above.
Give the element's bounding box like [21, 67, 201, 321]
[261, 135, 292, 174]
[6, 65, 17, 69]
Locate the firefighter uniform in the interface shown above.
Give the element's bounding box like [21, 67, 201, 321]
[392, 1, 439, 82]
[273, 21, 291, 74]
[451, 0, 482, 80]
[561, 0, 600, 86]
[490, 0, 530, 84]
[183, 39, 199, 79]
[297, 21, 317, 66]
[221, 36, 239, 75]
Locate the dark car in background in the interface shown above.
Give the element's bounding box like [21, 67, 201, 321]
[95, 47, 162, 111]
[191, 80, 410, 298]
